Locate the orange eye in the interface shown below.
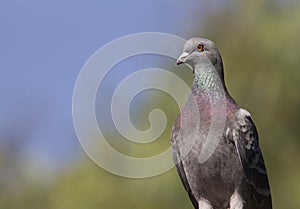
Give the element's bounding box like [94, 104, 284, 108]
[197, 44, 204, 51]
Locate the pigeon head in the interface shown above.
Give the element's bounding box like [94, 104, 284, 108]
[176, 37, 224, 79]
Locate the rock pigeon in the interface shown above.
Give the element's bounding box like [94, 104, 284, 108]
[171, 38, 272, 209]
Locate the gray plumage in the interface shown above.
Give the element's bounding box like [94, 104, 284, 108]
[171, 38, 272, 209]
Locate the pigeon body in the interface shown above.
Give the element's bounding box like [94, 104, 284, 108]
[172, 38, 272, 209]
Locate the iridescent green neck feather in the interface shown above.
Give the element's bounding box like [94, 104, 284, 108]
[193, 67, 222, 91]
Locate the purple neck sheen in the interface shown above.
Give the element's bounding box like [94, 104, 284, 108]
[189, 68, 239, 116]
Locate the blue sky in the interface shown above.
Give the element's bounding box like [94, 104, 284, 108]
[0, 0, 234, 172]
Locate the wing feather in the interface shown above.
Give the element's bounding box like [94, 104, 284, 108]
[227, 109, 272, 209]
[171, 124, 198, 209]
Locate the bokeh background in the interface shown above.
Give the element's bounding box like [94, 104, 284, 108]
[1, 0, 300, 208]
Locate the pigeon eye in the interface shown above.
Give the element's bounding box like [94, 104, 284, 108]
[197, 44, 204, 51]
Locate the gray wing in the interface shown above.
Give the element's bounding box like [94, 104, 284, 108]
[171, 124, 198, 209]
[227, 109, 272, 209]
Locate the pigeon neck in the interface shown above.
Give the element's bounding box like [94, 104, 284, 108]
[193, 65, 225, 92]
[191, 66, 238, 112]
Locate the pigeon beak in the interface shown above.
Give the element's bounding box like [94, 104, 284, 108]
[176, 52, 190, 65]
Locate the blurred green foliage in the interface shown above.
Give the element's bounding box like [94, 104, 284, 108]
[1, 2, 300, 209]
